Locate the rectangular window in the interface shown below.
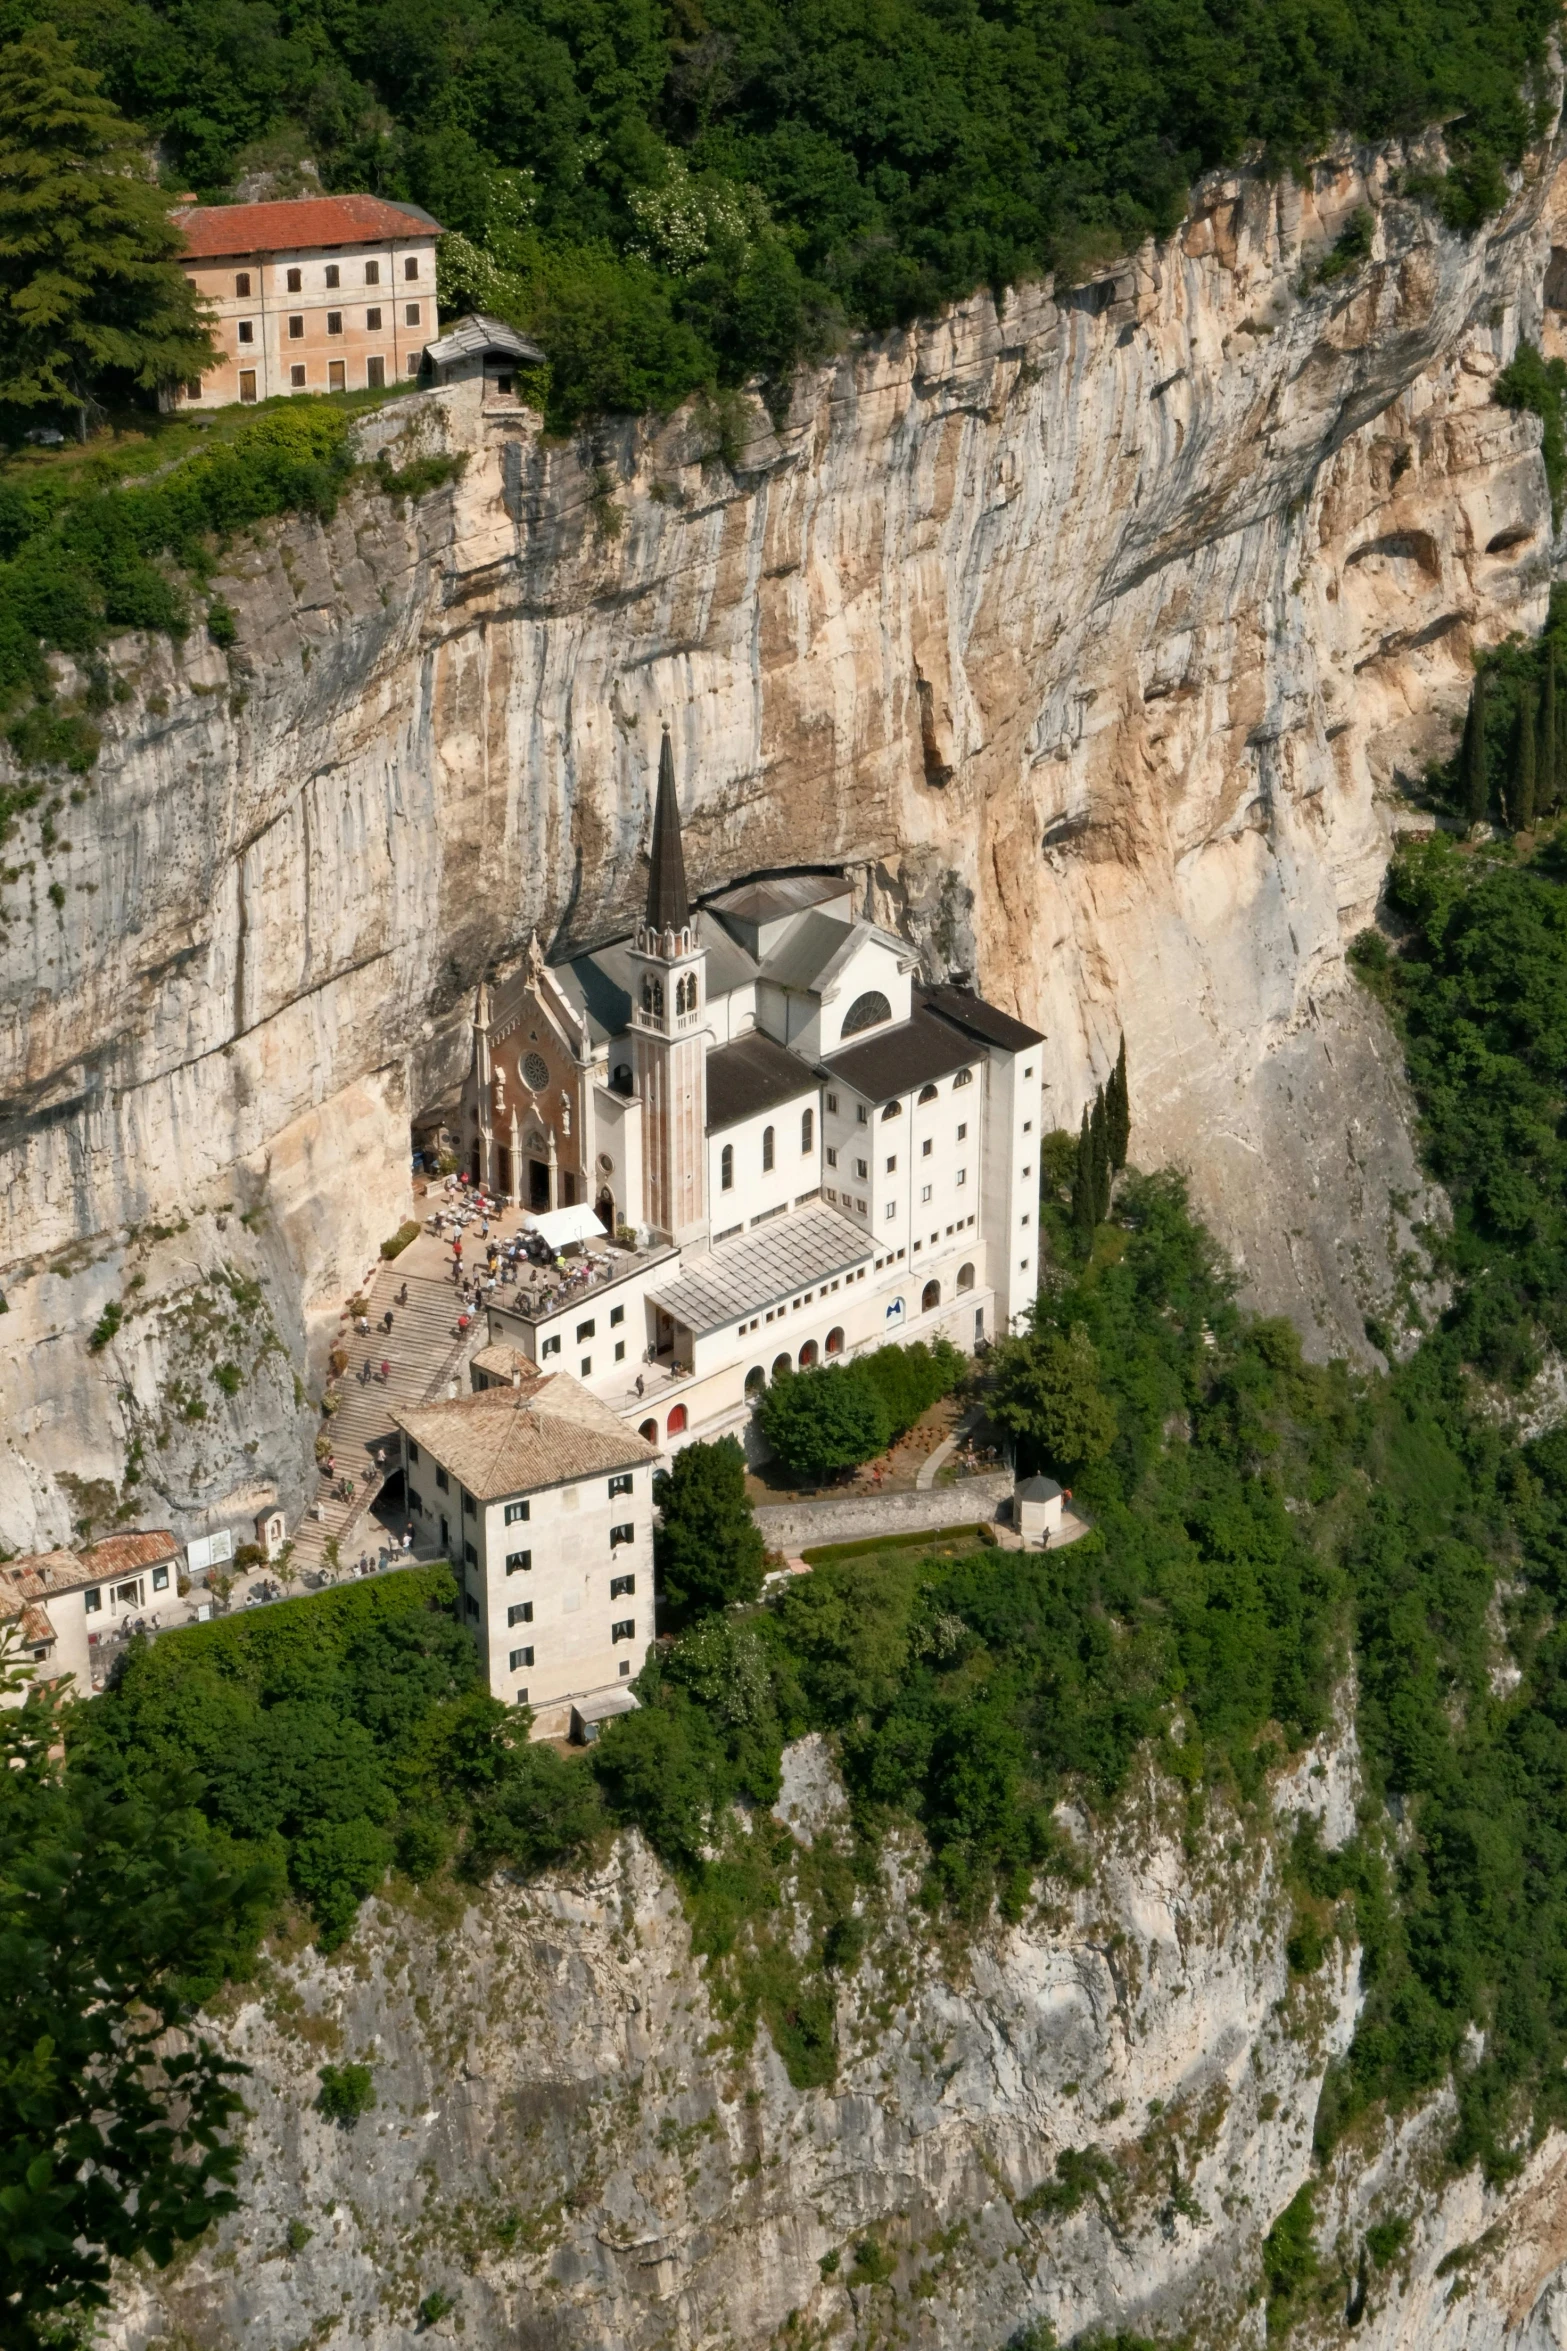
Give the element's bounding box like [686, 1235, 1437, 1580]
[1023, 1119, 1033, 1133]
[84, 1587, 101, 1614]
[610, 1304, 624, 1326]
[185, 378, 203, 398]
[464, 1541, 477, 1567]
[464, 1591, 478, 1617]
[506, 1549, 532, 1574]
[508, 1601, 533, 1626]
[614, 1340, 625, 1361]
[365, 259, 381, 285]
[885, 1201, 897, 1220]
[957, 1123, 967, 1140]
[510, 1646, 534, 1671]
[610, 1573, 635, 1599]
[325, 264, 340, 289]
[543, 1334, 561, 1356]
[921, 1184, 932, 1203]
[407, 1440, 420, 1463]
[922, 1138, 933, 1157]
[366, 354, 385, 389]
[113, 1580, 141, 1608]
[1021, 1211, 1031, 1226]
[290, 364, 306, 387]
[856, 1104, 868, 1123]
[287, 314, 304, 340]
[580, 1356, 592, 1377]
[515, 1687, 529, 1705]
[405, 302, 421, 326]
[855, 1159, 868, 1180]
[504, 1499, 529, 1524]
[609, 1473, 633, 1498]
[1024, 1065, 1034, 1078]
[235, 271, 251, 296]
[610, 1523, 634, 1549]
[612, 1619, 636, 1643]
[461, 1487, 475, 1516]
[366, 307, 382, 331]
[286, 267, 302, 293]
[405, 255, 420, 279]
[436, 1464, 449, 1492]
[328, 360, 345, 391]
[153, 1565, 169, 1592]
[956, 1168, 967, 1186]
[826, 1146, 838, 1167]
[576, 1319, 595, 1342]
[237, 319, 254, 344]
[406, 353, 421, 375]
[326, 311, 342, 335]
[885, 1155, 897, 1173]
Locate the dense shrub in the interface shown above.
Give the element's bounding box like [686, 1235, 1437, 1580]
[759, 1339, 963, 1481]
[653, 1437, 766, 1622]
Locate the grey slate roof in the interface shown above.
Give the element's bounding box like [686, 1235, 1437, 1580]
[558, 928, 761, 1048]
[821, 1000, 984, 1102]
[706, 873, 850, 926]
[424, 312, 544, 365]
[650, 1206, 870, 1335]
[705, 1031, 818, 1132]
[922, 982, 1045, 1054]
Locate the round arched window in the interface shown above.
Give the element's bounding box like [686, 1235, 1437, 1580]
[957, 1261, 976, 1292]
[841, 990, 891, 1037]
[745, 1365, 766, 1395]
[825, 1326, 845, 1354]
[667, 1404, 688, 1437]
[639, 1418, 658, 1443]
[521, 1051, 549, 1092]
[921, 1279, 941, 1313]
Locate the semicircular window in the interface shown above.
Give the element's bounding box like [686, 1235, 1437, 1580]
[520, 1051, 549, 1092]
[841, 990, 891, 1038]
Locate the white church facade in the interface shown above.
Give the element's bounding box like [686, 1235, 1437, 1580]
[460, 730, 1046, 1457]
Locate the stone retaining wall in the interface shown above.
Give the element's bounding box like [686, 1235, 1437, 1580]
[754, 1469, 1012, 1554]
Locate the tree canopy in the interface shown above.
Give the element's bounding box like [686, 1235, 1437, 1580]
[653, 1435, 767, 1622]
[0, 27, 214, 425]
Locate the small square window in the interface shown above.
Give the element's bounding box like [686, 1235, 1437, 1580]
[580, 1356, 592, 1377]
[506, 1549, 532, 1574]
[543, 1334, 561, 1357]
[405, 255, 419, 279]
[436, 1464, 449, 1492]
[504, 1499, 529, 1524]
[508, 1601, 533, 1626]
[885, 1201, 897, 1220]
[366, 306, 382, 330]
[365, 259, 381, 285]
[326, 310, 342, 335]
[956, 1168, 967, 1186]
[286, 267, 302, 292]
[290, 363, 306, 387]
[576, 1319, 596, 1342]
[885, 1155, 897, 1173]
[510, 1646, 534, 1671]
[612, 1618, 636, 1643]
[610, 1522, 635, 1548]
[325, 264, 340, 289]
[1024, 1065, 1034, 1078]
[619, 1660, 631, 1677]
[922, 1138, 933, 1157]
[610, 1304, 624, 1327]
[515, 1686, 529, 1705]
[152, 1565, 170, 1591]
[609, 1473, 633, 1498]
[921, 1184, 932, 1203]
[957, 1123, 967, 1141]
[405, 302, 421, 326]
[84, 1587, 102, 1614]
[237, 319, 254, 344]
[610, 1572, 636, 1599]
[1023, 1119, 1033, 1133]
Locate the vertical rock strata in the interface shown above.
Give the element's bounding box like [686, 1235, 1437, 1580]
[0, 139, 1563, 1531]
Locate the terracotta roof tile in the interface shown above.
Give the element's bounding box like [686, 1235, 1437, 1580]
[77, 1531, 178, 1579]
[0, 1550, 92, 1612]
[174, 195, 441, 259]
[394, 1372, 656, 1502]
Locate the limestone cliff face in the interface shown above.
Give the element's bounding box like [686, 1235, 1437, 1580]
[101, 1735, 1567, 2351]
[1, 135, 1564, 1542]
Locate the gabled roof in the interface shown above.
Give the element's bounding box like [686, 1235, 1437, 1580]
[821, 999, 983, 1101]
[706, 1031, 818, 1132]
[650, 1205, 870, 1336]
[174, 195, 440, 259]
[706, 873, 850, 927]
[425, 312, 544, 366]
[922, 982, 1044, 1054]
[77, 1530, 179, 1580]
[558, 927, 760, 1048]
[394, 1371, 656, 1501]
[0, 1549, 100, 1611]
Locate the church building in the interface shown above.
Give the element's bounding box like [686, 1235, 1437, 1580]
[458, 730, 1046, 1457]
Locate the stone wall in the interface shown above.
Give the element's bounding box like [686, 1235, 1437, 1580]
[754, 1468, 1013, 1552]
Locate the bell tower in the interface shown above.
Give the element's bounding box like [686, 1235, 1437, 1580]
[630, 727, 708, 1247]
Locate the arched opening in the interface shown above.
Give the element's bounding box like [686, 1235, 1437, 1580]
[772, 1352, 792, 1380]
[666, 1404, 688, 1437]
[798, 1338, 819, 1368]
[745, 1365, 766, 1396]
[917, 1082, 938, 1104]
[842, 990, 891, 1037]
[596, 1187, 616, 1233]
[801, 1106, 814, 1154]
[952, 1066, 973, 1088]
[921, 1279, 941, 1313]
[721, 1143, 734, 1191]
[825, 1327, 845, 1355]
[761, 1125, 775, 1172]
[957, 1261, 976, 1291]
[880, 1099, 902, 1120]
[639, 1417, 658, 1444]
[612, 1062, 633, 1095]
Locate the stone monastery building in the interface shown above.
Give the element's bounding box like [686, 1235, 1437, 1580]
[462, 730, 1046, 1460]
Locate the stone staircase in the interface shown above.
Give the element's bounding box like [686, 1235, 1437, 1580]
[289, 1258, 479, 1572]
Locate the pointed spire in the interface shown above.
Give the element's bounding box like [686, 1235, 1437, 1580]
[474, 977, 491, 1029]
[647, 725, 689, 932]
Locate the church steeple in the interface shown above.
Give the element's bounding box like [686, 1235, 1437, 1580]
[647, 725, 689, 933]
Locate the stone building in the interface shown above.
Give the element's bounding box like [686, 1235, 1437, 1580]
[393, 1361, 657, 1733]
[461, 729, 1047, 1457]
[170, 194, 442, 407]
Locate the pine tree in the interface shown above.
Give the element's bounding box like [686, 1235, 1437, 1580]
[1071, 1108, 1096, 1253]
[1461, 673, 1489, 827]
[1515, 687, 1537, 831]
[1107, 1035, 1130, 1171]
[1543, 645, 1559, 815]
[0, 27, 215, 430]
[1090, 1087, 1111, 1222]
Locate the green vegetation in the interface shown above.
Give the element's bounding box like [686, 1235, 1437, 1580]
[0, 29, 213, 428]
[379, 1219, 422, 1260]
[758, 1338, 964, 1482]
[1431, 559, 1567, 840]
[316, 2060, 376, 2124]
[653, 1435, 766, 1622]
[1496, 340, 1567, 526]
[8, 0, 1552, 432]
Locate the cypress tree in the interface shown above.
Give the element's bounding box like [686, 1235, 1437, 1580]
[1072, 1107, 1096, 1252]
[1090, 1087, 1111, 1222]
[1516, 687, 1537, 831]
[1543, 645, 1558, 815]
[1461, 672, 1489, 826]
[1107, 1035, 1130, 1171]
